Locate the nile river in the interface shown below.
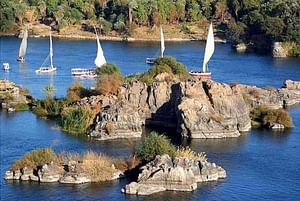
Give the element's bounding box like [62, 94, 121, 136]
[0, 37, 300, 200]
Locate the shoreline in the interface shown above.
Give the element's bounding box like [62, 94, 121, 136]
[0, 32, 227, 43]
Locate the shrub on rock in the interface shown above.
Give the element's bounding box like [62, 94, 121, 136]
[137, 132, 176, 162]
[11, 148, 58, 171]
[96, 63, 123, 95]
[67, 81, 92, 102]
[250, 105, 293, 128]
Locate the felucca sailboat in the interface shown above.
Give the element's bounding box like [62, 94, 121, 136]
[146, 27, 165, 64]
[189, 23, 215, 79]
[71, 26, 106, 78]
[36, 28, 57, 73]
[17, 27, 28, 63]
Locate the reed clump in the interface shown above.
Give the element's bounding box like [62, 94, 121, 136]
[176, 146, 207, 162]
[60, 106, 96, 135]
[10, 148, 59, 171]
[81, 151, 116, 182]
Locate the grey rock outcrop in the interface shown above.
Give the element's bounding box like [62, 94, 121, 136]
[272, 42, 287, 58]
[0, 80, 31, 110]
[177, 80, 251, 138]
[76, 79, 300, 140]
[4, 161, 122, 184]
[38, 164, 63, 183]
[90, 79, 252, 139]
[232, 80, 300, 109]
[122, 155, 226, 195]
[59, 172, 91, 184]
[284, 80, 300, 90]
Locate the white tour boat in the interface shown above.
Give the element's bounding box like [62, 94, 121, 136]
[71, 26, 106, 78]
[3, 63, 10, 71]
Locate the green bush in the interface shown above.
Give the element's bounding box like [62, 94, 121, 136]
[11, 148, 58, 171]
[98, 18, 113, 34]
[137, 132, 176, 162]
[60, 106, 95, 135]
[33, 98, 67, 119]
[140, 56, 188, 86]
[13, 103, 30, 111]
[154, 56, 188, 77]
[250, 105, 293, 128]
[95, 63, 121, 76]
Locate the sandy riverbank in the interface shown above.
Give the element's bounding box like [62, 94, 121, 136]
[0, 23, 226, 43]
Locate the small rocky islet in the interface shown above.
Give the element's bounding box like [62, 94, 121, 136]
[2, 77, 300, 195]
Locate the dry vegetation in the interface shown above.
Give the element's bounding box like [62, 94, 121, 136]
[67, 81, 93, 102]
[250, 105, 293, 128]
[11, 148, 59, 171]
[81, 151, 116, 182]
[96, 73, 123, 95]
[176, 147, 207, 162]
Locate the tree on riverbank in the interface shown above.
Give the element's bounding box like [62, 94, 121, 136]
[1, 0, 299, 55]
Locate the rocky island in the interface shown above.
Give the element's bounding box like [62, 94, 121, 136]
[0, 80, 32, 112]
[4, 135, 227, 195]
[82, 78, 299, 140]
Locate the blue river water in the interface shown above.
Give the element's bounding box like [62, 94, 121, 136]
[0, 36, 300, 200]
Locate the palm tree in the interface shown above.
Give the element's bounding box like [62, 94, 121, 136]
[81, 2, 95, 19]
[128, 0, 138, 26]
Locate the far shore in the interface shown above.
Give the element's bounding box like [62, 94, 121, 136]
[0, 32, 227, 43]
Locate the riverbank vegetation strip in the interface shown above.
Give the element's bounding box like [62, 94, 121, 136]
[1, 0, 299, 55]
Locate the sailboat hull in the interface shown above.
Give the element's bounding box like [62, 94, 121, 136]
[36, 67, 57, 73]
[17, 57, 25, 63]
[189, 71, 212, 79]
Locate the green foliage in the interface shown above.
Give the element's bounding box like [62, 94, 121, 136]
[283, 42, 300, 57]
[250, 105, 293, 128]
[140, 56, 188, 86]
[95, 63, 121, 76]
[60, 106, 95, 135]
[33, 98, 66, 118]
[13, 103, 30, 111]
[1, 0, 300, 48]
[226, 20, 246, 43]
[98, 18, 112, 34]
[11, 148, 58, 171]
[137, 132, 176, 162]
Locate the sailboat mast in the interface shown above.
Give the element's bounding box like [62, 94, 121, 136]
[160, 27, 165, 57]
[49, 29, 53, 68]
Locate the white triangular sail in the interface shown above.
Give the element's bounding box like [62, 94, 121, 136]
[202, 23, 215, 72]
[94, 27, 106, 68]
[160, 27, 165, 57]
[18, 28, 28, 58]
[49, 30, 53, 68]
